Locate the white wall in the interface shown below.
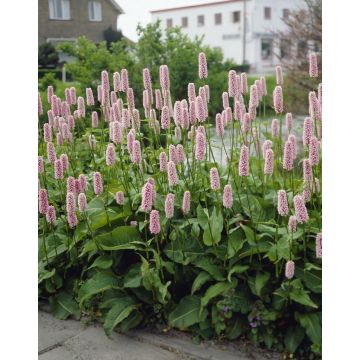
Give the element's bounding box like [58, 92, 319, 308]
[151, 0, 307, 73]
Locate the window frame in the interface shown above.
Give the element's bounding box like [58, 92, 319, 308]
[214, 13, 222, 25]
[264, 7, 271, 20]
[48, 0, 71, 20]
[282, 8, 290, 20]
[166, 18, 173, 28]
[261, 38, 273, 60]
[197, 14, 205, 27]
[88, 1, 102, 22]
[181, 16, 188, 28]
[232, 11, 241, 23]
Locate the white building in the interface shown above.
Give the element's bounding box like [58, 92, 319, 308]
[150, 0, 306, 73]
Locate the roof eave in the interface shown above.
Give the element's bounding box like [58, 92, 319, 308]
[108, 0, 125, 14]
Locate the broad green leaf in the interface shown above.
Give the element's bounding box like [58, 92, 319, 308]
[227, 317, 245, 340]
[95, 226, 141, 250]
[194, 257, 226, 281]
[168, 295, 204, 329]
[103, 297, 137, 336]
[289, 287, 318, 309]
[119, 311, 143, 332]
[240, 224, 256, 245]
[227, 228, 245, 258]
[201, 281, 237, 308]
[88, 255, 113, 270]
[78, 272, 120, 307]
[191, 271, 212, 295]
[295, 312, 322, 345]
[227, 265, 249, 282]
[123, 264, 142, 288]
[254, 272, 271, 296]
[38, 268, 55, 284]
[50, 292, 81, 320]
[284, 325, 305, 354]
[196, 205, 209, 230]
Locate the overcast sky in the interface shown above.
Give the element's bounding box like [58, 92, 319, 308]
[115, 0, 210, 41]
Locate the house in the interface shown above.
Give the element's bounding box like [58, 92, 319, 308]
[150, 0, 307, 73]
[38, 0, 124, 45]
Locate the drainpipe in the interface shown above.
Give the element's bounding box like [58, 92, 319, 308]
[242, 0, 247, 64]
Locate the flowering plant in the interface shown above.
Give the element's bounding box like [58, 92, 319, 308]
[38, 52, 322, 357]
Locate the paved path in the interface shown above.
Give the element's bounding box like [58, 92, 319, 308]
[39, 311, 278, 360]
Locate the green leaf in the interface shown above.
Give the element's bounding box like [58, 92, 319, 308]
[168, 295, 204, 329]
[254, 272, 271, 296]
[191, 271, 212, 295]
[96, 226, 142, 250]
[38, 268, 55, 284]
[240, 224, 256, 245]
[227, 265, 249, 282]
[88, 255, 113, 270]
[78, 272, 120, 307]
[196, 205, 209, 230]
[103, 297, 137, 336]
[227, 228, 245, 258]
[201, 281, 237, 308]
[194, 257, 226, 281]
[123, 264, 142, 288]
[295, 312, 322, 345]
[118, 311, 143, 332]
[50, 292, 80, 320]
[284, 325, 305, 354]
[227, 317, 245, 340]
[289, 287, 318, 309]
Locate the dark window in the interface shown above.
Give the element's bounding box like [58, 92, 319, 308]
[261, 38, 273, 60]
[264, 7, 271, 20]
[166, 18, 173, 28]
[215, 13, 222, 25]
[232, 11, 241, 23]
[181, 17, 188, 28]
[280, 38, 291, 59]
[282, 8, 290, 20]
[197, 15, 205, 26]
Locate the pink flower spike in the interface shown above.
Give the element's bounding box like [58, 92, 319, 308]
[93, 172, 103, 196]
[182, 191, 191, 214]
[222, 92, 230, 109]
[238, 145, 249, 176]
[159, 65, 170, 91]
[228, 70, 237, 97]
[277, 190, 289, 216]
[67, 211, 78, 228]
[240, 73, 248, 94]
[38, 92, 43, 115]
[293, 194, 309, 223]
[86, 88, 95, 106]
[78, 174, 87, 192]
[169, 144, 178, 164]
[47, 142, 57, 164]
[288, 216, 297, 233]
[285, 260, 295, 279]
[260, 76, 267, 96]
[38, 156, 44, 174]
[195, 95, 206, 122]
[234, 101, 242, 121]
[223, 184, 233, 208]
[141, 182, 153, 212]
[167, 161, 178, 186]
[195, 131, 206, 161]
[127, 129, 135, 155]
[115, 191, 124, 205]
[309, 53, 318, 77]
[215, 113, 224, 137]
[66, 191, 76, 214]
[242, 113, 250, 134]
[78, 193, 87, 213]
[47, 86, 54, 103]
[275, 65, 283, 85]
[112, 121, 122, 145]
[155, 89, 163, 110]
[198, 52, 208, 79]
[273, 86, 283, 114]
[309, 136, 319, 166]
[120, 68, 129, 92]
[97, 85, 103, 102]
[67, 176, 75, 193]
[285, 113, 292, 131]
[131, 140, 142, 165]
[159, 152, 167, 172]
[165, 193, 175, 219]
[264, 149, 274, 175]
[38, 188, 49, 214]
[92, 111, 98, 128]
[60, 153, 69, 171]
[288, 134, 297, 160]
[176, 144, 185, 164]
[303, 159, 313, 182]
[143, 68, 152, 90]
[210, 167, 220, 190]
[262, 140, 273, 158]
[316, 232, 322, 258]
[283, 140, 294, 171]
[46, 205, 56, 224]
[149, 210, 161, 235]
[106, 143, 116, 166]
[113, 72, 121, 92]
[127, 88, 135, 110]
[303, 117, 313, 147]
[54, 159, 64, 180]
[43, 123, 52, 143]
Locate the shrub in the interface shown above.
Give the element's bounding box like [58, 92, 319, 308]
[38, 42, 59, 68]
[38, 51, 322, 358]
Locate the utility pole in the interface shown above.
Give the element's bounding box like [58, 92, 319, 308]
[242, 0, 247, 64]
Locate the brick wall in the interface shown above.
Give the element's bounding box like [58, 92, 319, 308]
[38, 0, 120, 44]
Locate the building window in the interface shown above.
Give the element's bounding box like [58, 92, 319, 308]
[166, 18, 173, 28]
[88, 1, 102, 21]
[232, 11, 241, 23]
[181, 17, 188, 28]
[264, 7, 271, 20]
[261, 38, 273, 60]
[48, 0, 70, 20]
[197, 15, 205, 27]
[215, 13, 222, 25]
[280, 38, 291, 59]
[282, 9, 290, 20]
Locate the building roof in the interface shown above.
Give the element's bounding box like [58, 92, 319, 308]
[107, 0, 125, 14]
[150, 0, 244, 14]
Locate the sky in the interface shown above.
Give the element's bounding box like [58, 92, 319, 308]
[115, 0, 211, 41]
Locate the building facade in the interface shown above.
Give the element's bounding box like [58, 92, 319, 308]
[151, 0, 306, 73]
[38, 0, 124, 45]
